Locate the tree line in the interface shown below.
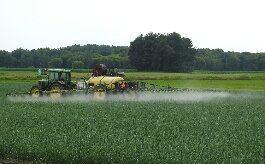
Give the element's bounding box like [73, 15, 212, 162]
[128, 32, 265, 72]
[194, 48, 265, 71]
[0, 33, 264, 71]
[128, 32, 195, 72]
[0, 44, 131, 69]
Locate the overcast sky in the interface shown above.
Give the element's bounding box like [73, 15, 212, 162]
[0, 0, 264, 52]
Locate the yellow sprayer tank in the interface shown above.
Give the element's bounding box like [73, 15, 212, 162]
[86, 76, 124, 89]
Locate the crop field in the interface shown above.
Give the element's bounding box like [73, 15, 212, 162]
[0, 70, 265, 163]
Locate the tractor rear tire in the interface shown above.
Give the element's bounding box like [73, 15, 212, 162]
[30, 85, 42, 97]
[49, 83, 64, 98]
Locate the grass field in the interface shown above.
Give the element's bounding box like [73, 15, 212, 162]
[1, 69, 265, 91]
[0, 70, 265, 163]
[1, 70, 265, 81]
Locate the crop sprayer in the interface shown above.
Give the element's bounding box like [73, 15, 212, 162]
[7, 64, 178, 100]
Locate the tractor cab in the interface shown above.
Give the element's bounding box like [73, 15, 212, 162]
[37, 69, 72, 90]
[47, 69, 71, 83]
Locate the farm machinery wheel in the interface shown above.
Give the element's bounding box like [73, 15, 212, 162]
[94, 84, 106, 100]
[94, 90, 106, 100]
[30, 85, 42, 97]
[49, 83, 64, 98]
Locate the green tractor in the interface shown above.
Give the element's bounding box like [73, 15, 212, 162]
[30, 69, 76, 97]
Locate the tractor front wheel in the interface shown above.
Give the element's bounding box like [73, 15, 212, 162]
[30, 85, 42, 97]
[49, 83, 64, 98]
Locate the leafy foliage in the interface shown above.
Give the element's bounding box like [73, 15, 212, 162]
[194, 49, 265, 71]
[0, 45, 130, 69]
[1, 82, 265, 163]
[128, 32, 195, 72]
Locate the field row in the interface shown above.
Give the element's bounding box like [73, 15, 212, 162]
[1, 82, 265, 163]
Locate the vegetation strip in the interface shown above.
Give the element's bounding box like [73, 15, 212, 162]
[0, 84, 265, 163]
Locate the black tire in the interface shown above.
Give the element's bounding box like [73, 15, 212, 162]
[30, 85, 42, 97]
[49, 83, 64, 98]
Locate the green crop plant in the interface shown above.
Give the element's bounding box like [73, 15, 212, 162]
[1, 82, 265, 163]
